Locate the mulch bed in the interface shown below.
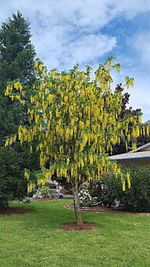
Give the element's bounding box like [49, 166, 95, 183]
[0, 207, 30, 216]
[61, 223, 96, 231]
[65, 204, 150, 216]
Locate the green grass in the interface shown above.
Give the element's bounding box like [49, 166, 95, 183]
[0, 200, 150, 267]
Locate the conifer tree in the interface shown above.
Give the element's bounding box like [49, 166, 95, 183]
[0, 12, 36, 208]
[0, 11, 35, 89]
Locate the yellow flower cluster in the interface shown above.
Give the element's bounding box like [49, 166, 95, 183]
[5, 60, 147, 191]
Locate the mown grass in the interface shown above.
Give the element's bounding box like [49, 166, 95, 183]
[0, 200, 150, 267]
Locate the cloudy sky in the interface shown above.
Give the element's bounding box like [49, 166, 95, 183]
[0, 0, 150, 121]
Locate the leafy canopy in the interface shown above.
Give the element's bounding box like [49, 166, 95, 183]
[5, 59, 143, 192]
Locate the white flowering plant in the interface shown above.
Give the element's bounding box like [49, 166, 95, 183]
[78, 189, 98, 207]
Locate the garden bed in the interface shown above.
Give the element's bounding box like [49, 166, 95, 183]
[0, 207, 30, 216]
[61, 223, 96, 231]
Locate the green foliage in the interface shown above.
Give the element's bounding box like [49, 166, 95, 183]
[90, 178, 121, 207]
[40, 186, 50, 198]
[0, 11, 35, 88]
[0, 142, 39, 209]
[0, 95, 27, 144]
[93, 165, 150, 212]
[0, 12, 36, 208]
[0, 147, 26, 208]
[0, 11, 36, 142]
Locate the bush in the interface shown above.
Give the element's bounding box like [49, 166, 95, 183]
[92, 165, 150, 212]
[0, 147, 27, 209]
[78, 189, 98, 207]
[40, 186, 50, 198]
[0, 145, 38, 209]
[90, 180, 121, 207]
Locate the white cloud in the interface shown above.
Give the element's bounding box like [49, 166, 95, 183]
[0, 0, 150, 120]
[133, 33, 150, 68]
[67, 34, 116, 66]
[0, 0, 150, 68]
[114, 0, 150, 19]
[128, 75, 150, 122]
[33, 32, 116, 69]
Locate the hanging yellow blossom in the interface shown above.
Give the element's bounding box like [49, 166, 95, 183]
[4, 60, 144, 198]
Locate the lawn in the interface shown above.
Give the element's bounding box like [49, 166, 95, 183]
[0, 200, 150, 267]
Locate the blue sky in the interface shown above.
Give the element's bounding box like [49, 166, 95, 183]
[0, 0, 150, 121]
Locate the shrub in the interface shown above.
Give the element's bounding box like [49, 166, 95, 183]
[92, 165, 150, 212]
[0, 147, 27, 209]
[40, 186, 50, 198]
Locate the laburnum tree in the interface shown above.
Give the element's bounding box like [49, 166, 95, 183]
[5, 59, 144, 225]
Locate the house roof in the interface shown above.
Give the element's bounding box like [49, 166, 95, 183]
[110, 142, 150, 161]
[135, 142, 150, 151]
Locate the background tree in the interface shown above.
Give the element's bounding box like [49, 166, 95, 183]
[0, 11, 35, 139]
[0, 11, 35, 89]
[0, 11, 36, 208]
[112, 83, 143, 155]
[5, 59, 143, 225]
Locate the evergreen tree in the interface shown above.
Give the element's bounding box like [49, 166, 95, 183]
[0, 11, 35, 89]
[0, 12, 36, 208]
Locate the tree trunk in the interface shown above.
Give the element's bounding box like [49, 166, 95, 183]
[72, 183, 83, 225]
